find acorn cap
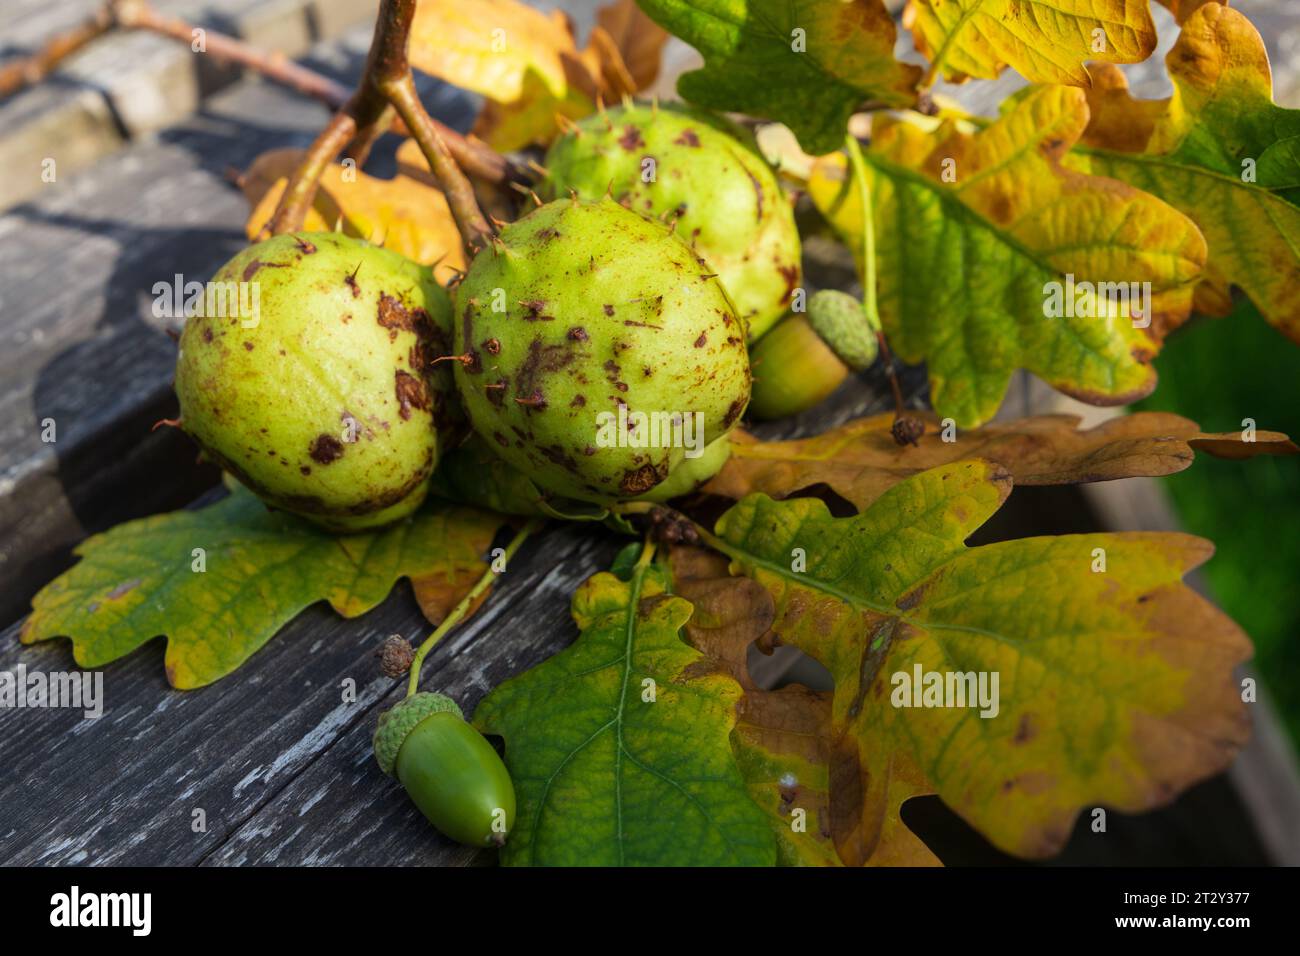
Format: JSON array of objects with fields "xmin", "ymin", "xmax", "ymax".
[
  {"xmin": 373, "ymin": 692, "xmax": 465, "ymax": 776},
  {"xmin": 806, "ymin": 289, "xmax": 879, "ymax": 372}
]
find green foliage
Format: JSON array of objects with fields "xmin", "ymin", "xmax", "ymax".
[
  {"xmin": 21, "ymin": 486, "xmax": 501, "ymax": 688},
  {"xmin": 635, "ymin": 0, "xmax": 919, "ymax": 154},
  {"xmin": 474, "ymin": 558, "xmax": 776, "ymax": 865}
]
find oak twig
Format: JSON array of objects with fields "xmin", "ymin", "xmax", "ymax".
[
  {"xmin": 269, "ymin": 0, "xmax": 496, "ymax": 251},
  {"xmin": 1, "ymin": 0, "xmax": 514, "ymax": 187}
]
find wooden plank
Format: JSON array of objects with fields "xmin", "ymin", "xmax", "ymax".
[
  {"xmin": 0, "ymin": 516, "xmax": 623, "ymax": 865},
  {"xmin": 0, "ymin": 0, "xmax": 379, "ymax": 212}
]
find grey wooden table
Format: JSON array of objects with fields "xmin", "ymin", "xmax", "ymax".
[{"xmin": 0, "ymin": 0, "xmax": 1292, "ymax": 866}]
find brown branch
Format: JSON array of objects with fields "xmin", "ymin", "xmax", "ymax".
[
  {"xmin": 266, "ymin": 106, "xmax": 364, "ymax": 235},
  {"xmin": 345, "ymin": 104, "xmax": 397, "ymax": 168},
  {"xmin": 268, "ymin": 0, "xmax": 493, "ymax": 252},
  {"xmin": 0, "ymin": 3, "xmax": 116, "ymax": 99},
  {"xmin": 371, "ymin": 0, "xmax": 493, "ymax": 251},
  {"xmin": 115, "ymin": 0, "xmax": 352, "ymax": 108},
  {"xmin": 2, "ymin": 0, "xmax": 516, "ymax": 185},
  {"xmin": 386, "ymin": 75, "xmax": 494, "ymax": 253}
]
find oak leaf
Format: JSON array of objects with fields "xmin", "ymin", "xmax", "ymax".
[
  {"xmin": 703, "ymin": 411, "xmax": 1297, "ymax": 510},
  {"xmin": 597, "ymin": 0, "xmax": 671, "ymax": 90},
  {"xmin": 474, "ymin": 557, "xmax": 776, "ymax": 865},
  {"xmin": 1069, "ymin": 4, "xmax": 1300, "ymax": 343},
  {"xmin": 904, "ymin": 0, "xmax": 1157, "ymax": 85},
  {"xmin": 21, "ymin": 487, "xmax": 501, "ymax": 689},
  {"xmin": 809, "ymin": 86, "xmax": 1207, "ymax": 427},
  {"xmin": 636, "ymin": 0, "xmax": 920, "ymax": 154},
  {"xmin": 713, "ymin": 461, "xmax": 1251, "ymax": 862},
  {"xmin": 408, "ymin": 0, "xmax": 667, "ymax": 151},
  {"xmin": 667, "ymin": 546, "xmax": 938, "ymax": 866}
]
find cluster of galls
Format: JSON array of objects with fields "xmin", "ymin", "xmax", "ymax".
[
  {"xmin": 171, "ymin": 101, "xmax": 890, "ymax": 851},
  {"xmin": 173, "ymin": 103, "xmax": 822, "ymax": 524}
]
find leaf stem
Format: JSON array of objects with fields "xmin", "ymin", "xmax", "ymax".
[
  {"xmin": 384, "ymin": 72, "xmax": 496, "ymax": 254},
  {"xmin": 844, "ymin": 132, "xmax": 909, "ymax": 418},
  {"xmin": 844, "ymin": 133, "xmax": 879, "ymax": 331},
  {"xmin": 405, "ymin": 518, "xmax": 542, "ymax": 698}
]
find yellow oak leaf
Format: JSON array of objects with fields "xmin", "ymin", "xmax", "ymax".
[
  {"xmin": 808, "ymin": 86, "xmax": 1206, "ymax": 427},
  {"xmin": 1069, "ymin": 3, "xmax": 1300, "ymax": 342},
  {"xmin": 242, "ymin": 149, "xmax": 465, "ymax": 281},
  {"xmin": 904, "ymin": 0, "xmax": 1158, "ymax": 85},
  {"xmin": 703, "ymin": 412, "xmax": 1297, "ymax": 511},
  {"xmin": 714, "ymin": 461, "xmax": 1251, "ymax": 861}
]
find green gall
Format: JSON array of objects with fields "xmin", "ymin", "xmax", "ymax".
[
  {"xmin": 542, "ymin": 102, "xmax": 801, "ymax": 341},
  {"xmin": 453, "ymin": 197, "xmax": 750, "ymax": 504},
  {"xmin": 174, "ymin": 232, "xmax": 455, "ymax": 532}
]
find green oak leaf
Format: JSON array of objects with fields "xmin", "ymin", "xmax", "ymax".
[
  {"xmin": 810, "ymin": 85, "xmax": 1207, "ymax": 427},
  {"xmin": 21, "ymin": 485, "xmax": 502, "ymax": 688},
  {"xmin": 635, "ymin": 0, "xmax": 920, "ymax": 154},
  {"xmin": 474, "ymin": 558, "xmax": 776, "ymax": 866},
  {"xmin": 1069, "ymin": 3, "xmax": 1300, "ymax": 343},
  {"xmin": 712, "ymin": 460, "xmax": 1251, "ymax": 864}
]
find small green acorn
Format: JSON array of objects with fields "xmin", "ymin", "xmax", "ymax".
[
  {"xmin": 749, "ymin": 290, "xmax": 880, "ymax": 419},
  {"xmin": 374, "ymin": 692, "xmax": 516, "ymax": 848}
]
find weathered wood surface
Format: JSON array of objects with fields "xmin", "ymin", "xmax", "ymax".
[
  {"xmin": 0, "ymin": 24, "xmax": 473, "ymax": 627},
  {"xmin": 0, "ymin": 0, "xmax": 1295, "ymax": 867},
  {"xmin": 0, "ymin": 0, "xmax": 378, "ymax": 211}
]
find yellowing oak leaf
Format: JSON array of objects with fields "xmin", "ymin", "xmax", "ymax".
[
  {"xmin": 713, "ymin": 461, "xmax": 1251, "ymax": 862},
  {"xmin": 637, "ymin": 0, "xmax": 921, "ymax": 155},
  {"xmin": 703, "ymin": 411, "xmax": 1297, "ymax": 510},
  {"xmin": 667, "ymin": 546, "xmax": 939, "ymax": 866},
  {"xmin": 731, "ymin": 686, "xmax": 946, "ymax": 866},
  {"xmin": 408, "ymin": 0, "xmax": 667, "ymax": 151},
  {"xmin": 809, "ymin": 86, "xmax": 1207, "ymax": 428},
  {"xmin": 21, "ymin": 487, "xmax": 502, "ymax": 689},
  {"xmin": 1155, "ymin": 0, "xmax": 1220, "ymax": 24},
  {"xmin": 1069, "ymin": 4, "xmax": 1300, "ymax": 343},
  {"xmin": 242, "ymin": 149, "xmax": 465, "ymax": 281},
  {"xmin": 410, "ymin": 0, "xmax": 574, "ymax": 103},
  {"xmin": 596, "ymin": 0, "xmax": 671, "ymax": 90},
  {"xmin": 904, "ymin": 0, "xmax": 1157, "ymax": 85}
]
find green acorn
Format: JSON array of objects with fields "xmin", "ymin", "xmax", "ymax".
[
  {"xmin": 374, "ymin": 692, "xmax": 516, "ymax": 848},
  {"xmin": 749, "ymin": 289, "xmax": 880, "ymax": 420}
]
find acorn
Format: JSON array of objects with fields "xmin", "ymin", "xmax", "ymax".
[
  {"xmin": 748, "ymin": 289, "xmax": 880, "ymax": 420},
  {"xmin": 374, "ymin": 692, "xmax": 516, "ymax": 847}
]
